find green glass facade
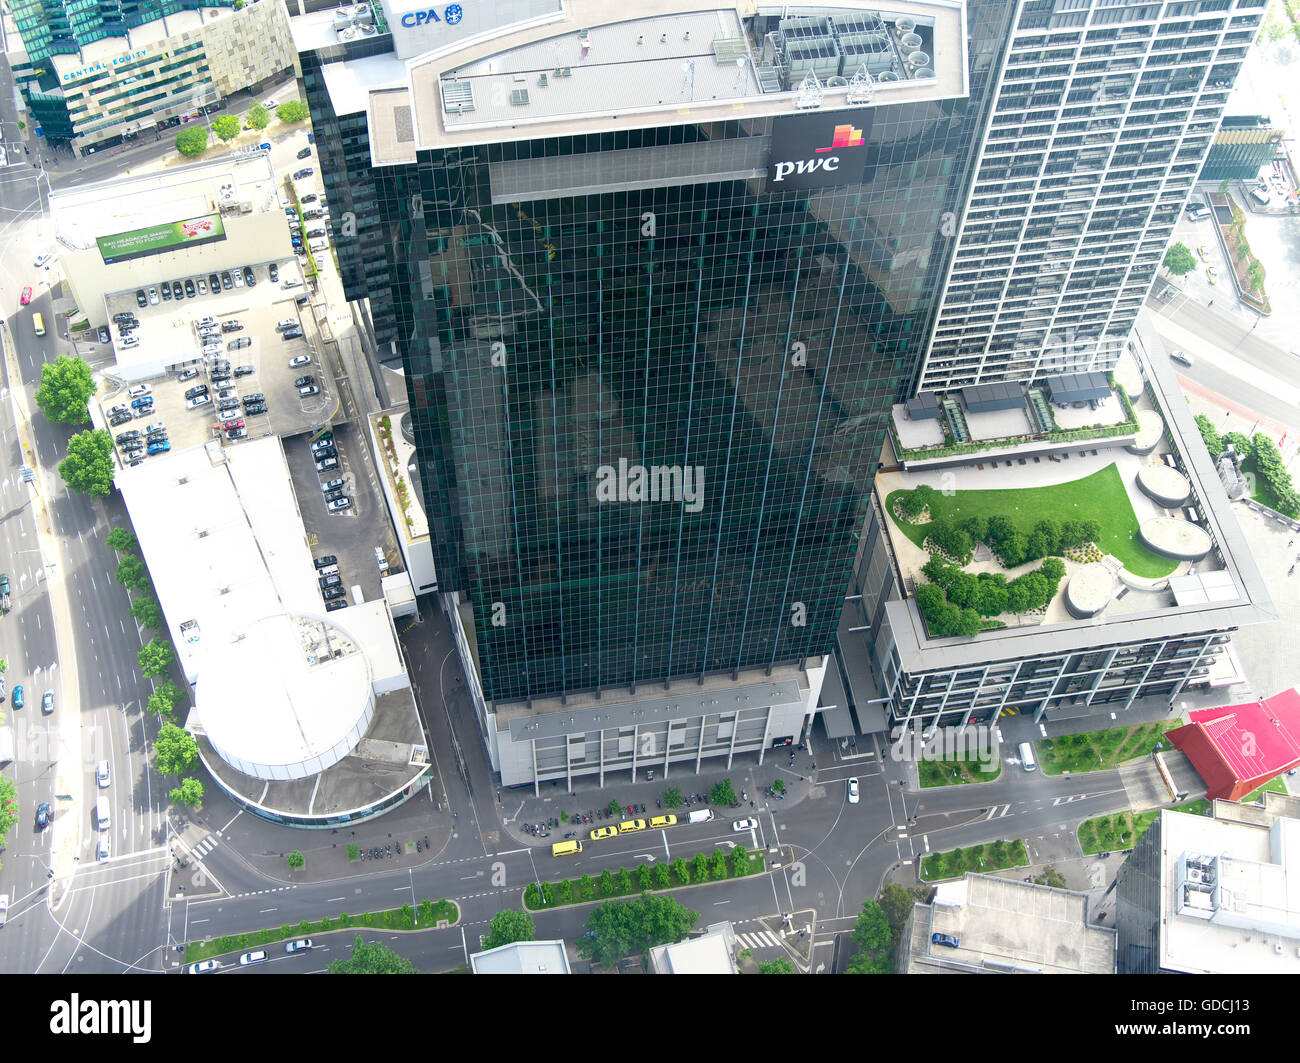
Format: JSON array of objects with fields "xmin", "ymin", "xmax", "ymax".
[
  {"xmin": 306, "ymin": 3, "xmax": 1017, "ymax": 706},
  {"xmin": 11, "ymin": 0, "xmax": 228, "ymax": 62}
]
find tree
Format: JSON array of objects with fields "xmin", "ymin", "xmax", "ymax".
[
  {"xmin": 328, "ymin": 935, "xmax": 417, "ymax": 973},
  {"xmin": 0, "ymin": 775, "xmax": 18, "ymax": 849},
  {"xmin": 653, "ymin": 863, "xmax": 671, "ymax": 889},
  {"xmin": 276, "ymin": 99, "xmax": 309, "ymax": 123},
  {"xmin": 105, "ymin": 527, "xmax": 138, "ymax": 554},
  {"xmin": 710, "ymin": 778, "xmax": 737, "ymax": 806},
  {"xmin": 607, "ymin": 798, "xmax": 623, "ymax": 816},
  {"xmin": 245, "ymin": 102, "xmax": 271, "ymax": 130},
  {"xmin": 579, "ymin": 873, "xmax": 594, "ymax": 900},
  {"xmin": 617, "ymin": 866, "xmax": 634, "ymax": 893},
  {"xmin": 1195, "ymin": 413, "xmax": 1224, "ymax": 459},
  {"xmin": 147, "ymin": 678, "xmax": 183, "ymax": 719},
  {"xmin": 599, "ymin": 868, "xmax": 615, "ymax": 897},
  {"xmin": 418, "ymin": 898, "xmax": 436, "ymax": 925},
  {"xmin": 731, "ymin": 844, "xmax": 750, "ymax": 877},
  {"xmin": 759, "ymin": 957, "xmax": 797, "ymax": 974},
  {"xmin": 877, "ymin": 883, "xmax": 922, "ymax": 934},
  {"xmin": 175, "ymin": 125, "xmax": 209, "ymax": 157},
  {"xmin": 169, "ymin": 777, "xmax": 204, "ymax": 807},
  {"xmin": 129, "ymin": 594, "xmax": 164, "ymax": 631},
  {"xmin": 286, "ymin": 850, "xmax": 305, "ymax": 869},
  {"xmin": 116, "ymin": 555, "xmax": 148, "ymax": 590},
  {"xmin": 1162, "ymin": 242, "xmax": 1196, "ymax": 276},
  {"xmin": 672, "ymin": 856, "xmax": 690, "ymax": 884},
  {"xmin": 846, "ymin": 949, "xmax": 892, "ymax": 974},
  {"xmin": 691, "ymin": 852, "xmax": 709, "ymax": 882},
  {"xmin": 211, "ymin": 115, "xmax": 241, "ymax": 142},
  {"xmin": 138, "ymin": 638, "xmax": 174, "ymax": 678},
  {"xmin": 709, "ymin": 849, "xmax": 728, "ymax": 881},
  {"xmin": 577, "ymin": 895, "xmax": 698, "ymax": 968},
  {"xmin": 556, "ymin": 879, "xmax": 573, "ymax": 904},
  {"xmin": 154, "ymin": 722, "xmax": 198, "ymax": 775},
  {"xmin": 58, "ymin": 429, "xmax": 114, "ymax": 498},
  {"xmin": 483, "ymin": 908, "xmax": 535, "ymax": 950},
  {"xmin": 661, "ymin": 786, "xmax": 682, "ymax": 808},
  {"xmin": 34, "ymin": 355, "xmax": 95, "ymax": 424},
  {"xmin": 851, "ymin": 900, "xmax": 891, "ymax": 954}
]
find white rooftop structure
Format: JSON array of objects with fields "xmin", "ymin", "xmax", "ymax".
[
  {"xmin": 1157, "ymin": 807, "xmax": 1300, "ymax": 974},
  {"xmin": 118, "ymin": 437, "xmax": 409, "ymax": 781},
  {"xmin": 469, "ymin": 940, "xmax": 572, "ymax": 974},
  {"xmin": 649, "ymin": 922, "xmax": 738, "ymax": 973}
]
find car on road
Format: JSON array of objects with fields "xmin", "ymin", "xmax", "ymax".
[
  {"xmin": 97, "ymin": 760, "xmax": 110, "ymax": 788},
  {"xmin": 1170, "ymin": 349, "xmax": 1193, "ymax": 367},
  {"xmin": 36, "ymin": 802, "xmax": 51, "ymax": 829},
  {"xmin": 732, "ymin": 818, "xmax": 758, "ymax": 832},
  {"xmin": 315, "ymin": 456, "xmax": 338, "ymax": 472},
  {"xmin": 931, "ymin": 933, "xmax": 960, "ymax": 948},
  {"xmin": 326, "ymin": 497, "xmax": 351, "ymax": 512},
  {"xmin": 34, "ymin": 251, "xmax": 52, "ymax": 268},
  {"xmin": 0, "ymin": 895, "xmax": 8, "ymax": 928},
  {"xmin": 313, "ymin": 554, "xmax": 338, "ymax": 569},
  {"xmin": 289, "ymin": 354, "xmax": 311, "ymax": 368},
  {"xmin": 320, "ymin": 478, "xmax": 345, "ymax": 492},
  {"xmin": 187, "ymin": 959, "xmax": 220, "ymax": 974},
  {"xmin": 285, "ymin": 938, "xmax": 313, "ymax": 953},
  {"xmin": 295, "ymin": 375, "xmax": 315, "ymax": 388},
  {"xmin": 97, "ymin": 835, "xmax": 111, "ymax": 863},
  {"xmin": 10, "ymin": 685, "xmax": 22, "ymax": 709},
  {"xmin": 19, "ymin": 287, "xmax": 31, "ymax": 305},
  {"xmin": 259, "ymin": 141, "xmax": 272, "ymax": 151},
  {"xmin": 239, "ymin": 950, "xmax": 269, "ymax": 966},
  {"xmin": 848, "ymin": 777, "xmax": 859, "ymax": 804},
  {"xmin": 590, "ymin": 825, "xmax": 618, "ymax": 840},
  {"xmin": 1206, "ymin": 266, "xmax": 1218, "ymax": 285}
]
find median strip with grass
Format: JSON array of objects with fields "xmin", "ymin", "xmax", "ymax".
[
  {"xmin": 184, "ymin": 898, "xmax": 459, "ymax": 962},
  {"xmin": 918, "ymin": 752, "xmax": 1002, "ymax": 788},
  {"xmin": 920, "ymin": 839, "xmax": 1029, "ymax": 882},
  {"xmin": 1036, "ymin": 721, "xmax": 1175, "ymax": 775},
  {"xmin": 524, "ymin": 846, "xmax": 766, "ymax": 910}
]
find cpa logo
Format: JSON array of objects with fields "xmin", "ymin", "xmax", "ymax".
[{"xmin": 445, "ymin": 3, "xmax": 462, "ymax": 23}]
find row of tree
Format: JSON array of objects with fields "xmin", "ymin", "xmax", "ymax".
[
  {"xmin": 31, "ymin": 354, "xmax": 117, "ymax": 499},
  {"xmin": 175, "ymin": 100, "xmax": 310, "ymax": 158},
  {"xmin": 1195, "ymin": 414, "xmax": 1299, "ymax": 517},
  {"xmin": 923, "ymin": 511, "xmax": 1102, "ymax": 569}
]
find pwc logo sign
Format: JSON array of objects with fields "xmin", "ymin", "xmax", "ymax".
[{"xmin": 768, "ymin": 115, "xmax": 871, "ymax": 191}]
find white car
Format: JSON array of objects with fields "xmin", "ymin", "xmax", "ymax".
[
  {"xmin": 284, "ymin": 938, "xmax": 313, "ymax": 953},
  {"xmin": 239, "ymin": 950, "xmax": 268, "ymax": 966},
  {"xmin": 289, "ymin": 355, "xmax": 311, "ymax": 368},
  {"xmin": 1170, "ymin": 349, "xmax": 1193, "ymax": 367},
  {"xmin": 96, "ymin": 760, "xmax": 110, "ymax": 788},
  {"xmin": 848, "ymin": 777, "xmax": 859, "ymax": 804},
  {"xmin": 97, "ymin": 835, "xmax": 111, "ymax": 863},
  {"xmin": 187, "ymin": 959, "xmax": 220, "ymax": 974},
  {"xmin": 326, "ymin": 497, "xmax": 351, "ymax": 512},
  {"xmin": 127, "ymin": 383, "xmax": 151, "ymax": 399},
  {"xmin": 321, "ymin": 477, "xmax": 345, "ymax": 491},
  {"xmin": 186, "ymin": 394, "xmax": 212, "ymax": 410},
  {"xmin": 34, "ymin": 251, "xmax": 52, "ymax": 268},
  {"xmin": 732, "ymin": 818, "xmax": 758, "ymax": 832}
]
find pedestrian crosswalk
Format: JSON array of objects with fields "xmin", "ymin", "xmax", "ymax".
[
  {"xmin": 736, "ymin": 930, "xmax": 783, "ymax": 952},
  {"xmin": 191, "ymin": 834, "xmax": 218, "ymax": 859}
]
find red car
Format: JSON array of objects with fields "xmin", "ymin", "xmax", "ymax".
[
  {"xmin": 222, "ymin": 418, "xmax": 245, "ymax": 431},
  {"xmin": 19, "ymin": 287, "xmax": 31, "ymax": 305}
]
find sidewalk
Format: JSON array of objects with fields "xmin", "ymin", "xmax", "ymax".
[{"xmin": 496, "ymin": 746, "xmax": 822, "ymax": 846}]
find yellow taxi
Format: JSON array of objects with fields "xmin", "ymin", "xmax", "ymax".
[
  {"xmin": 617, "ymin": 818, "xmax": 647, "ymax": 833},
  {"xmin": 649, "ymin": 814, "xmax": 677, "ymax": 828},
  {"xmin": 590, "ymin": 825, "xmax": 619, "ymax": 841}
]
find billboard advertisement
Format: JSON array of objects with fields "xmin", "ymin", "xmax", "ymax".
[
  {"xmin": 767, "ymin": 113, "xmax": 873, "ymax": 191},
  {"xmin": 96, "ymin": 213, "xmax": 226, "ymax": 265}
]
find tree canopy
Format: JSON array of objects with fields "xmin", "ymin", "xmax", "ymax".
[
  {"xmin": 105, "ymin": 526, "xmax": 138, "ymax": 553},
  {"xmin": 245, "ymin": 103, "xmax": 271, "ymax": 131},
  {"xmin": 34, "ymin": 355, "xmax": 95, "ymax": 424},
  {"xmin": 175, "ymin": 125, "xmax": 209, "ymax": 157},
  {"xmin": 154, "ymin": 722, "xmax": 198, "ymax": 775},
  {"xmin": 169, "ymin": 777, "xmax": 204, "ymax": 807},
  {"xmin": 577, "ymin": 894, "xmax": 698, "ymax": 968},
  {"xmin": 275, "ymin": 99, "xmax": 309, "ymax": 123},
  {"xmin": 328, "ymin": 935, "xmax": 417, "ymax": 973},
  {"xmin": 211, "ymin": 115, "xmax": 241, "ymax": 142},
  {"xmin": 482, "ymin": 909, "xmax": 536, "ymax": 951},
  {"xmin": 1162, "ymin": 242, "xmax": 1197, "ymax": 276},
  {"xmin": 147, "ymin": 678, "xmax": 183, "ymax": 719},
  {"xmin": 58, "ymin": 429, "xmax": 115, "ymax": 498},
  {"xmin": 138, "ymin": 637, "xmax": 174, "ymax": 678}
]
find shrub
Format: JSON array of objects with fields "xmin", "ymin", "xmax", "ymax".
[
  {"xmin": 925, "ymin": 518, "xmax": 973, "ymax": 564},
  {"xmin": 1194, "ymin": 414, "xmax": 1224, "ymax": 459},
  {"xmin": 898, "ymin": 483, "xmax": 936, "ymax": 518}
]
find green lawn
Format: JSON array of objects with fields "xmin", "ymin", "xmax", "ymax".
[
  {"xmin": 918, "ymin": 751, "xmax": 1002, "ymax": 788},
  {"xmin": 1240, "ymin": 777, "xmax": 1288, "ymax": 803},
  {"xmin": 1242, "ymin": 454, "xmax": 1288, "ymax": 512},
  {"xmin": 525, "ymin": 847, "xmax": 766, "ymax": 910},
  {"xmin": 1036, "ymin": 721, "xmax": 1176, "ymax": 775},
  {"xmin": 920, "ymin": 839, "xmax": 1028, "ymax": 882},
  {"xmin": 885, "ymin": 464, "xmax": 1177, "ymax": 578}
]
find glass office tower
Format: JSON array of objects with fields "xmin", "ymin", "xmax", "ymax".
[{"xmin": 302, "ymin": 2, "xmax": 1018, "ymax": 709}]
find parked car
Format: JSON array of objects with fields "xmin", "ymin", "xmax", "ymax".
[
  {"xmin": 227, "ymin": 337, "xmax": 252, "ymax": 352},
  {"xmin": 322, "ymin": 585, "xmax": 347, "ymax": 600},
  {"xmin": 19, "ymin": 287, "xmax": 31, "ymax": 305},
  {"xmin": 296, "ymin": 146, "xmax": 312, "ymax": 159},
  {"xmin": 305, "ymin": 229, "xmax": 326, "ymax": 240},
  {"xmin": 208, "ymin": 273, "xmax": 221, "ymax": 293},
  {"xmin": 300, "ymin": 193, "xmax": 318, "ymax": 204},
  {"xmin": 221, "ymin": 271, "xmax": 234, "ymax": 290},
  {"xmin": 187, "ymin": 394, "xmax": 212, "ymax": 410},
  {"xmin": 283, "ymin": 328, "xmax": 304, "ymax": 340},
  {"xmin": 242, "ymin": 392, "xmax": 266, "ymax": 404},
  {"xmin": 148, "ymin": 287, "xmax": 159, "ymax": 305},
  {"xmin": 109, "ymin": 411, "xmax": 133, "ymax": 427},
  {"xmin": 294, "ymin": 375, "xmax": 315, "ymax": 388},
  {"xmin": 11, "ymin": 685, "xmax": 22, "ymax": 709},
  {"xmin": 243, "ymin": 266, "xmax": 256, "ymax": 287},
  {"xmin": 135, "ymin": 289, "xmax": 147, "ymax": 307},
  {"xmin": 221, "ymin": 319, "xmax": 244, "ymax": 332},
  {"xmin": 178, "ymin": 367, "xmax": 199, "ymax": 381},
  {"xmin": 130, "ymin": 396, "xmax": 153, "ymax": 409},
  {"xmin": 147, "ymin": 441, "xmax": 171, "ymax": 455},
  {"xmin": 326, "ymin": 599, "xmax": 348, "ymax": 612},
  {"xmin": 293, "ymin": 167, "xmax": 314, "ymax": 180},
  {"xmin": 315, "ymin": 456, "xmax": 338, "ymax": 472},
  {"xmin": 184, "ymin": 279, "xmax": 195, "ymax": 298},
  {"xmin": 259, "ymin": 141, "xmax": 272, "ymax": 151},
  {"xmin": 289, "ymin": 355, "xmax": 311, "ymax": 368},
  {"xmin": 326, "ymin": 497, "xmax": 351, "ymax": 512},
  {"xmin": 931, "ymin": 933, "xmax": 960, "ymax": 948},
  {"xmin": 319, "ymin": 573, "xmax": 342, "ymax": 588},
  {"xmin": 184, "ymin": 384, "xmax": 209, "ymax": 400},
  {"xmin": 313, "ymin": 446, "xmax": 337, "ymax": 461},
  {"xmin": 221, "ymin": 418, "xmax": 245, "ymax": 431},
  {"xmin": 116, "ymin": 430, "xmax": 141, "ymax": 445},
  {"xmin": 197, "ymin": 278, "xmax": 207, "ymax": 294},
  {"xmin": 848, "ymin": 777, "xmax": 859, "ymax": 804},
  {"xmin": 268, "ymin": 262, "xmax": 279, "ymax": 282},
  {"xmin": 244, "ymin": 402, "xmax": 268, "ymax": 415},
  {"xmin": 226, "ymin": 427, "xmax": 247, "ymax": 439},
  {"xmin": 145, "ymin": 421, "xmax": 166, "ymax": 434},
  {"xmin": 171, "ymin": 282, "xmax": 183, "ymax": 300},
  {"xmin": 323, "ymin": 489, "xmax": 346, "ymax": 504},
  {"xmin": 321, "ymin": 478, "xmax": 345, "ymax": 492},
  {"xmin": 161, "ymin": 283, "xmax": 172, "ymax": 302}
]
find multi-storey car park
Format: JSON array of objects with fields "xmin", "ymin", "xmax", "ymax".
[{"xmin": 289, "ymin": 0, "xmax": 1267, "ymax": 787}]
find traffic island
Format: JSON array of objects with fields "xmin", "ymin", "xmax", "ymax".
[
  {"xmin": 920, "ymin": 839, "xmax": 1029, "ymax": 883},
  {"xmin": 183, "ymin": 897, "xmax": 459, "ymax": 963}
]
